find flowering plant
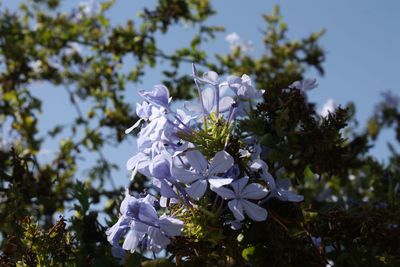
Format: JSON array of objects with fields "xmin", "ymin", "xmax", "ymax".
[{"xmin": 107, "ymin": 65, "xmax": 303, "ymax": 263}]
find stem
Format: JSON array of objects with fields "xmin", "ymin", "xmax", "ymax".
[
  {"xmin": 192, "ymin": 63, "xmax": 208, "ymax": 130},
  {"xmin": 215, "ymin": 84, "xmax": 220, "ymax": 118},
  {"xmin": 212, "ymin": 195, "xmax": 220, "ymax": 212},
  {"xmin": 174, "ymin": 114, "xmax": 193, "ymax": 133}
]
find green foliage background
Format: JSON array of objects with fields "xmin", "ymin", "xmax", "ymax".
[{"xmin": 0, "ymin": 0, "xmax": 399, "ymax": 266}]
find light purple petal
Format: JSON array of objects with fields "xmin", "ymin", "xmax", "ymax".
[
  {"xmin": 131, "ymin": 220, "xmax": 149, "ymax": 233},
  {"xmin": 209, "ymin": 151, "xmax": 234, "ymax": 175},
  {"xmin": 171, "ymin": 167, "xmax": 203, "ymax": 184},
  {"xmin": 261, "ymin": 172, "xmax": 276, "ymax": 189},
  {"xmin": 231, "ymin": 177, "xmax": 249, "ymax": 195},
  {"xmin": 184, "ymin": 101, "xmax": 202, "ymax": 113},
  {"xmin": 241, "ymin": 199, "xmax": 268, "ymax": 221},
  {"xmin": 249, "ymin": 159, "xmax": 269, "ymax": 172},
  {"xmin": 138, "ymin": 202, "xmax": 158, "ymax": 223},
  {"xmin": 159, "ymin": 215, "xmax": 184, "ymax": 237},
  {"xmin": 276, "ymin": 179, "xmax": 291, "ymax": 190},
  {"xmin": 150, "ymin": 153, "xmax": 171, "ymax": 179},
  {"xmin": 215, "ymin": 96, "xmax": 234, "ymax": 113},
  {"xmin": 160, "ymin": 180, "xmax": 177, "ymax": 198},
  {"xmin": 228, "ymin": 199, "xmax": 245, "ymax": 221},
  {"xmin": 211, "ymin": 186, "xmax": 235, "ymax": 199},
  {"xmin": 147, "ymin": 227, "xmax": 170, "ymax": 253},
  {"xmin": 186, "ymin": 150, "xmax": 208, "ymax": 172},
  {"xmin": 125, "ymin": 119, "xmax": 142, "ymax": 134},
  {"xmin": 277, "ymin": 190, "xmax": 304, "ymax": 202},
  {"xmin": 106, "ymin": 216, "xmax": 130, "ymax": 245},
  {"xmin": 201, "ymin": 87, "xmax": 214, "ymax": 113},
  {"xmin": 225, "ymin": 220, "xmax": 243, "ymax": 230},
  {"xmin": 202, "ymin": 71, "xmax": 219, "ymax": 85},
  {"xmin": 208, "ymin": 177, "xmax": 233, "ymax": 188},
  {"xmin": 122, "ymin": 230, "xmax": 141, "ymax": 252},
  {"xmin": 186, "ymin": 179, "xmax": 207, "ymax": 199},
  {"xmin": 139, "ymin": 85, "xmax": 170, "ymax": 109},
  {"xmin": 126, "ymin": 153, "xmax": 148, "ymax": 171},
  {"xmin": 241, "ymin": 183, "xmax": 268, "ymax": 200}
]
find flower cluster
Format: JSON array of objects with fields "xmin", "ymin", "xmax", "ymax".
[{"xmin": 107, "ymin": 64, "xmax": 304, "ymax": 258}]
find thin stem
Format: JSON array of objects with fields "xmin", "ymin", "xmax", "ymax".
[
  {"xmin": 223, "ymin": 104, "xmax": 237, "ymax": 148},
  {"xmin": 192, "ymin": 63, "xmax": 208, "ymax": 130},
  {"xmin": 212, "ymin": 195, "xmax": 220, "ymax": 211},
  {"xmin": 215, "ymin": 84, "xmax": 220, "ymax": 118},
  {"xmin": 173, "ymin": 114, "xmax": 193, "ymax": 133}
]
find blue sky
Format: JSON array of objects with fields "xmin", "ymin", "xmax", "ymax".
[{"xmin": 2, "ymin": 0, "xmax": 400, "ymax": 188}]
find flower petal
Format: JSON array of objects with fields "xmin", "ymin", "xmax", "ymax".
[
  {"xmin": 186, "ymin": 150, "xmax": 208, "ymax": 172},
  {"xmin": 228, "ymin": 199, "xmax": 245, "ymax": 221},
  {"xmin": 147, "ymin": 226, "xmax": 170, "ymax": 253},
  {"xmin": 241, "ymin": 199, "xmax": 268, "ymax": 221},
  {"xmin": 241, "ymin": 183, "xmax": 268, "ymax": 200},
  {"xmin": 138, "ymin": 202, "xmax": 158, "ymax": 224},
  {"xmin": 211, "ymin": 185, "xmax": 235, "ymax": 199},
  {"xmin": 209, "ymin": 177, "xmax": 233, "ymax": 188},
  {"xmin": 231, "ymin": 177, "xmax": 249, "ymax": 195},
  {"xmin": 160, "ymin": 180, "xmax": 177, "ymax": 198},
  {"xmin": 125, "ymin": 119, "xmax": 142, "ymax": 134},
  {"xmin": 277, "ymin": 190, "xmax": 304, "ymax": 202},
  {"xmin": 276, "ymin": 179, "xmax": 291, "ymax": 190},
  {"xmin": 209, "ymin": 151, "xmax": 234, "ymax": 175},
  {"xmin": 201, "ymin": 87, "xmax": 215, "ymax": 114},
  {"xmin": 202, "ymin": 71, "xmax": 219, "ymax": 85},
  {"xmin": 171, "ymin": 167, "xmax": 203, "ymax": 184},
  {"xmin": 122, "ymin": 230, "xmax": 142, "ymax": 253},
  {"xmin": 184, "ymin": 101, "xmax": 202, "ymax": 113},
  {"xmin": 159, "ymin": 214, "xmax": 184, "ymax": 237},
  {"xmin": 186, "ymin": 179, "xmax": 207, "ymax": 199},
  {"xmin": 217, "ymin": 96, "xmax": 234, "ymax": 113}
]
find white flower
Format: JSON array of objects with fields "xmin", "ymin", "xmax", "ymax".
[
  {"xmin": 225, "ymin": 32, "xmax": 240, "ymax": 46},
  {"xmin": 320, "ymin": 98, "xmax": 337, "ymax": 117},
  {"xmin": 79, "ymin": 0, "xmax": 101, "ymax": 17},
  {"xmin": 225, "ymin": 32, "xmax": 254, "ymax": 53}
]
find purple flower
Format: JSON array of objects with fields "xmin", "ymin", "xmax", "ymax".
[
  {"xmin": 289, "ymin": 78, "xmax": 318, "ymax": 92},
  {"xmin": 184, "ymin": 87, "xmax": 233, "ymax": 116},
  {"xmin": 226, "ymin": 74, "xmax": 263, "ymax": 99},
  {"xmin": 172, "ymin": 150, "xmax": 234, "ymax": 199},
  {"xmin": 212, "ymin": 176, "xmax": 268, "ymax": 221},
  {"xmin": 375, "ymin": 90, "xmax": 400, "ymax": 113},
  {"xmin": 220, "ymin": 74, "xmax": 264, "ymax": 117},
  {"xmin": 106, "ymin": 192, "xmax": 183, "ymax": 254},
  {"xmin": 250, "ymin": 159, "xmax": 304, "ymax": 202},
  {"xmin": 126, "ymin": 152, "xmax": 151, "ymax": 179}
]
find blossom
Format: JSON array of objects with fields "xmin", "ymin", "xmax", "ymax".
[
  {"xmin": 250, "ymin": 159, "xmax": 303, "ymax": 202},
  {"xmin": 219, "ymin": 74, "xmax": 264, "ymax": 117},
  {"xmin": 184, "ymin": 87, "xmax": 234, "ymax": 117},
  {"xmin": 225, "ymin": 32, "xmax": 254, "ymax": 53},
  {"xmin": 172, "ymin": 150, "xmax": 234, "ymax": 199},
  {"xmin": 79, "ymin": 0, "xmax": 101, "ymax": 17},
  {"xmin": 106, "ymin": 191, "xmax": 183, "ymax": 253},
  {"xmin": 289, "ymin": 78, "xmax": 318, "ymax": 92},
  {"xmin": 212, "ymin": 176, "xmax": 268, "ymax": 221},
  {"xmin": 375, "ymin": 90, "xmax": 400, "ymax": 113},
  {"xmin": 320, "ymin": 98, "xmax": 337, "ymax": 117}
]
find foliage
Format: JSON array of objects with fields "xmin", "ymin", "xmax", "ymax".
[{"xmin": 0, "ymin": 0, "xmax": 399, "ymax": 266}]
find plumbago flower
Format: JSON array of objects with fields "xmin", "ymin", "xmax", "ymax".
[
  {"xmin": 107, "ymin": 64, "xmax": 305, "ymax": 261},
  {"xmin": 107, "ymin": 191, "xmax": 183, "ymax": 255},
  {"xmin": 172, "ymin": 150, "xmax": 234, "ymax": 199},
  {"xmin": 212, "ymin": 176, "xmax": 268, "ymax": 221}
]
